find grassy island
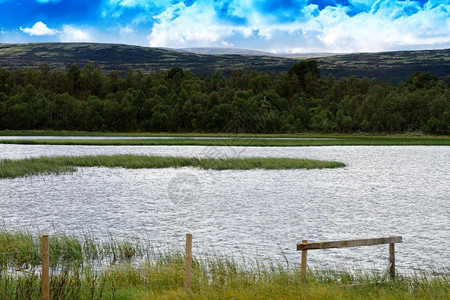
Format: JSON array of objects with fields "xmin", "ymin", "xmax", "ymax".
[{"xmin": 0, "ymin": 155, "xmax": 345, "ymax": 179}]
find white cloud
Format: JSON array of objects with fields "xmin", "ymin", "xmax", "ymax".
[
  {"xmin": 19, "ymin": 21, "xmax": 94, "ymax": 43},
  {"xmin": 117, "ymin": 0, "xmax": 149, "ymax": 8},
  {"xmin": 222, "ymin": 41, "xmax": 234, "ymax": 47},
  {"xmin": 60, "ymin": 25, "xmax": 91, "ymax": 42},
  {"xmin": 149, "ymin": 2, "xmax": 220, "ymax": 47},
  {"xmin": 109, "ymin": 0, "xmax": 168, "ymax": 9},
  {"xmin": 119, "ymin": 25, "xmax": 134, "ymax": 35},
  {"xmin": 20, "ymin": 21, "xmax": 58, "ymax": 36},
  {"xmin": 147, "ymin": 2, "xmax": 257, "ymax": 48},
  {"xmin": 147, "ymin": 0, "xmax": 450, "ymax": 53},
  {"xmin": 35, "ymin": 0, "xmax": 60, "ymax": 3},
  {"xmin": 307, "ymin": 2, "xmax": 450, "ymax": 52}
]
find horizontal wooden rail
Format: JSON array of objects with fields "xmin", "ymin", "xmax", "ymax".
[
  {"xmin": 297, "ymin": 236, "xmax": 402, "ymax": 251},
  {"xmin": 297, "ymin": 236, "xmax": 402, "ymax": 281}
]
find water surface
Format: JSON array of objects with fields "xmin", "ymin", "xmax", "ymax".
[{"xmin": 0, "ymin": 144, "xmax": 448, "ymax": 272}]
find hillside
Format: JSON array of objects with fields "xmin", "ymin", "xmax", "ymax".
[
  {"xmin": 0, "ymin": 43, "xmax": 295, "ymax": 77},
  {"xmin": 0, "ymin": 43, "xmax": 448, "ymax": 81},
  {"xmin": 314, "ymin": 49, "xmax": 450, "ymax": 82}
]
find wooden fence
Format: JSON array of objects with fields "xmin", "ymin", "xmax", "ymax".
[
  {"xmin": 35, "ymin": 234, "xmax": 402, "ymax": 298},
  {"xmin": 297, "ymin": 236, "xmax": 402, "ymax": 281}
]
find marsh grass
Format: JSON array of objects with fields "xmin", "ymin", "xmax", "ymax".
[
  {"xmin": 0, "ymin": 231, "xmax": 448, "ymax": 299},
  {"xmin": 0, "ymin": 132, "xmax": 449, "ymax": 146},
  {"xmin": 0, "ymin": 155, "xmax": 345, "ymax": 179},
  {"xmin": 0, "ymin": 230, "xmax": 147, "ymax": 269}
]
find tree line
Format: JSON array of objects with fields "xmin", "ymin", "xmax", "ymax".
[{"xmin": 0, "ymin": 61, "xmax": 449, "ymax": 134}]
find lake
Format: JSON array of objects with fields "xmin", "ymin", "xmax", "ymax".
[{"xmin": 0, "ymin": 144, "xmax": 448, "ymax": 273}]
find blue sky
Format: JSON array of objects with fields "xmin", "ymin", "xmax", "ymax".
[{"xmin": 0, "ymin": 0, "xmax": 449, "ymax": 53}]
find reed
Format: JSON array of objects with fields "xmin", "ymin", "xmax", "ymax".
[
  {"xmin": 0, "ymin": 155, "xmax": 345, "ymax": 179},
  {"xmin": 0, "ymin": 231, "xmax": 448, "ymax": 299}
]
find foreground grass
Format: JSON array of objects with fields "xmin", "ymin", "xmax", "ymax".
[
  {"xmin": 0, "ymin": 155, "xmax": 345, "ymax": 179},
  {"xmin": 1, "ymin": 230, "xmax": 448, "ymax": 299},
  {"xmin": 0, "ymin": 131, "xmax": 449, "ymax": 146}
]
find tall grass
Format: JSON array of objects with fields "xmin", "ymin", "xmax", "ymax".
[
  {"xmin": 0, "ymin": 230, "xmax": 148, "ymax": 268},
  {"xmin": 0, "ymin": 134, "xmax": 449, "ymax": 146},
  {"xmin": 0, "ymin": 231, "xmax": 448, "ymax": 299},
  {"xmin": 0, "ymin": 155, "xmax": 345, "ymax": 179}
]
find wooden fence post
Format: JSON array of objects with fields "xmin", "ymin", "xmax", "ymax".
[
  {"xmin": 300, "ymin": 239, "xmax": 308, "ymax": 282},
  {"xmin": 389, "ymin": 243, "xmax": 395, "ymax": 278},
  {"xmin": 41, "ymin": 234, "xmax": 50, "ymax": 300},
  {"xmin": 185, "ymin": 233, "xmax": 192, "ymax": 295}
]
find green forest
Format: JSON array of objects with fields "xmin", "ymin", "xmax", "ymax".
[{"xmin": 0, "ymin": 61, "xmax": 449, "ymax": 134}]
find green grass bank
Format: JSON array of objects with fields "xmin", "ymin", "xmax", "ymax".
[
  {"xmin": 1, "ymin": 131, "xmax": 449, "ymax": 146},
  {"xmin": 0, "ymin": 155, "xmax": 345, "ymax": 179},
  {"xmin": 1, "ymin": 230, "xmax": 448, "ymax": 299}
]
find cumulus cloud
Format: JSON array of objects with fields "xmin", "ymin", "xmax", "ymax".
[
  {"xmin": 20, "ymin": 21, "xmax": 58, "ymax": 36},
  {"xmin": 148, "ymin": 1, "xmax": 247, "ymax": 47},
  {"xmin": 146, "ymin": 0, "xmax": 450, "ymax": 52},
  {"xmin": 60, "ymin": 25, "xmax": 91, "ymax": 42},
  {"xmin": 19, "ymin": 21, "xmax": 92, "ymax": 43},
  {"xmin": 119, "ymin": 25, "xmax": 134, "ymax": 35},
  {"xmin": 114, "ymin": 0, "xmax": 152, "ymax": 8},
  {"xmin": 307, "ymin": 1, "xmax": 450, "ymax": 52},
  {"xmin": 222, "ymin": 40, "xmax": 234, "ymax": 47},
  {"xmin": 35, "ymin": 0, "xmax": 60, "ymax": 3},
  {"xmin": 5, "ymin": 0, "xmax": 450, "ymax": 52}
]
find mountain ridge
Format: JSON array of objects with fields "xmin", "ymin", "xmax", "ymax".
[{"xmin": 0, "ymin": 43, "xmax": 448, "ymax": 82}]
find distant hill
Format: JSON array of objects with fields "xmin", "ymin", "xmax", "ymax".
[
  {"xmin": 0, "ymin": 43, "xmax": 296, "ymax": 77},
  {"xmin": 176, "ymin": 47, "xmax": 277, "ymax": 56},
  {"xmin": 0, "ymin": 43, "xmax": 448, "ymax": 82},
  {"xmin": 178, "ymin": 47, "xmax": 340, "ymax": 58}
]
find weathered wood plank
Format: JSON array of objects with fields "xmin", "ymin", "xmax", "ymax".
[
  {"xmin": 184, "ymin": 233, "xmax": 192, "ymax": 295},
  {"xmin": 300, "ymin": 239, "xmax": 308, "ymax": 282},
  {"xmin": 42, "ymin": 234, "xmax": 50, "ymax": 300},
  {"xmin": 297, "ymin": 236, "xmax": 402, "ymax": 250},
  {"xmin": 389, "ymin": 243, "xmax": 396, "ymax": 278}
]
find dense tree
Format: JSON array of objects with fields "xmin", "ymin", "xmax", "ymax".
[
  {"xmin": 288, "ymin": 60, "xmax": 321, "ymax": 95},
  {"xmin": 0, "ymin": 63, "xmax": 448, "ymax": 134}
]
